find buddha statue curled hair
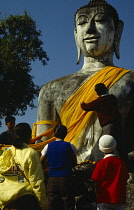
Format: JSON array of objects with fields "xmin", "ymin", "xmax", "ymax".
[{"xmin": 75, "ymin": 0, "xmax": 119, "ymax": 29}]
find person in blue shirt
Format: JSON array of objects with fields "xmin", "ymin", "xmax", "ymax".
[{"xmin": 40, "ymin": 124, "xmax": 77, "ymax": 210}]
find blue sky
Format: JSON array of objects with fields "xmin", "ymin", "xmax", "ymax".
[{"xmin": 1, "ymin": 0, "xmax": 134, "ymax": 132}]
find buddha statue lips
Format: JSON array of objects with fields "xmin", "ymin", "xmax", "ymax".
[{"xmin": 84, "ymin": 36, "xmax": 99, "ymax": 43}]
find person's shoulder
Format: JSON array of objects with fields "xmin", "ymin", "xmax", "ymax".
[
  {"xmin": 70, "ymin": 142, "xmax": 76, "ymax": 147},
  {"xmin": 26, "ymin": 146, "xmax": 41, "ymax": 161},
  {"xmin": 96, "ymin": 158, "xmax": 105, "ymax": 164},
  {"xmin": 62, "ymin": 141, "xmax": 74, "ymax": 147},
  {"xmin": 23, "ymin": 144, "xmax": 39, "ymax": 155},
  {"xmin": 49, "ymin": 140, "xmax": 62, "ymax": 145},
  {"xmin": 93, "ymin": 158, "xmax": 105, "ymax": 169},
  {"xmin": 0, "ymin": 130, "xmax": 8, "ymax": 136},
  {"xmin": 42, "ymin": 143, "xmax": 48, "ymax": 151},
  {"xmin": 41, "ymin": 144, "xmax": 48, "ymax": 156},
  {"xmin": 0, "ymin": 131, "xmax": 8, "ymax": 142},
  {"xmin": 103, "ymin": 155, "xmax": 121, "ymax": 164},
  {"xmin": 69, "ymin": 143, "xmax": 77, "ymax": 154}
]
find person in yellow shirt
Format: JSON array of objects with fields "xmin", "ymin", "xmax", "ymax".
[{"xmin": 0, "ymin": 123, "xmax": 48, "ymax": 210}]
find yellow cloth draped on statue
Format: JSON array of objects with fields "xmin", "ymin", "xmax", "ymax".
[
  {"xmin": 60, "ymin": 66, "xmax": 131, "ymax": 147},
  {"xmin": 0, "ymin": 66, "xmax": 131, "ymax": 153},
  {"xmin": 31, "ymin": 120, "xmax": 59, "ymax": 139},
  {"xmin": 1, "ymin": 121, "xmax": 59, "ymax": 153}
]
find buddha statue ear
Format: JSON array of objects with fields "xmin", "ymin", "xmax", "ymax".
[
  {"xmin": 114, "ymin": 20, "xmax": 124, "ymax": 59},
  {"xmin": 74, "ymin": 28, "xmax": 82, "ymax": 65}
]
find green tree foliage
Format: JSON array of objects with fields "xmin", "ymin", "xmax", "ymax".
[{"xmin": 0, "ymin": 11, "xmax": 49, "ymax": 119}]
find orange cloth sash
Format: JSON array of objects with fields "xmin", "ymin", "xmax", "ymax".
[{"xmin": 60, "ymin": 66, "xmax": 131, "ymax": 147}]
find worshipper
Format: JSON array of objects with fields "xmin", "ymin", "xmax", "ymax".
[
  {"xmin": 80, "ymin": 83, "xmax": 127, "ymax": 161},
  {"xmin": 91, "ymin": 135, "xmax": 129, "ymax": 210},
  {"xmin": 40, "ymin": 124, "xmax": 77, "ymax": 210},
  {"xmin": 81, "ymin": 83, "xmax": 122, "ymax": 134},
  {"xmin": 0, "ymin": 123, "xmax": 47, "ymax": 210}
]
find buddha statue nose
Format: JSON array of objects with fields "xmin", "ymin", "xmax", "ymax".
[{"xmin": 85, "ymin": 20, "xmax": 96, "ymax": 34}]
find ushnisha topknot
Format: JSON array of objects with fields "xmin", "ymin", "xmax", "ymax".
[{"xmin": 74, "ymin": 0, "xmax": 119, "ymax": 29}]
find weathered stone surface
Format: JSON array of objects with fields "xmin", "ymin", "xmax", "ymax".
[{"xmin": 126, "ymin": 184, "xmax": 134, "ymax": 210}]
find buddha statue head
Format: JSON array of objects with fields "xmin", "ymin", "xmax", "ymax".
[{"xmin": 74, "ymin": 0, "xmax": 124, "ymax": 64}]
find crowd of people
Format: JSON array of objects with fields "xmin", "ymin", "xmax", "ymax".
[
  {"xmin": 0, "ymin": 82, "xmax": 129, "ymax": 210},
  {"xmin": 0, "ymin": 120, "xmax": 78, "ymax": 210}
]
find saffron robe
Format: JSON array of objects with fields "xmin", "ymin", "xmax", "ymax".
[{"xmin": 60, "ymin": 66, "xmax": 131, "ymax": 147}]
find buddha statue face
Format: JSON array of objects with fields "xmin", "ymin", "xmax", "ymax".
[
  {"xmin": 75, "ymin": 7, "xmax": 115, "ymax": 57},
  {"xmin": 74, "ymin": 1, "xmax": 124, "ymax": 64}
]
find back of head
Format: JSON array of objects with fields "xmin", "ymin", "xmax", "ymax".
[
  {"xmin": 95, "ymin": 83, "xmax": 107, "ymax": 96},
  {"xmin": 13, "ymin": 123, "xmax": 31, "ymax": 149},
  {"xmin": 5, "ymin": 116, "xmax": 15, "ymax": 124},
  {"xmin": 99, "ymin": 135, "xmax": 116, "ymax": 153},
  {"xmin": 54, "ymin": 124, "xmax": 68, "ymax": 139}
]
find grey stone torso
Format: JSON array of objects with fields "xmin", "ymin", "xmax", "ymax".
[{"xmin": 37, "ymin": 69, "xmax": 134, "ymax": 162}]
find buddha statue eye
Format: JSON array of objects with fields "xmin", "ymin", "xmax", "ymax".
[
  {"xmin": 94, "ymin": 14, "xmax": 109, "ymax": 23},
  {"xmin": 77, "ymin": 16, "xmax": 88, "ymax": 25}
]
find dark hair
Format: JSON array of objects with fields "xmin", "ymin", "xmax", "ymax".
[
  {"xmin": 95, "ymin": 83, "xmax": 107, "ymax": 96},
  {"xmin": 54, "ymin": 124, "xmax": 67, "ymax": 139},
  {"xmin": 75, "ymin": 0, "xmax": 119, "ymax": 30},
  {"xmin": 13, "ymin": 123, "xmax": 31, "ymax": 149},
  {"xmin": 5, "ymin": 116, "xmax": 15, "ymax": 123}
]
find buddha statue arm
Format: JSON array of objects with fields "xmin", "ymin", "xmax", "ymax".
[
  {"xmin": 36, "ymin": 82, "xmax": 61, "ymax": 141},
  {"xmin": 36, "ymin": 72, "xmax": 90, "ymax": 140}
]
